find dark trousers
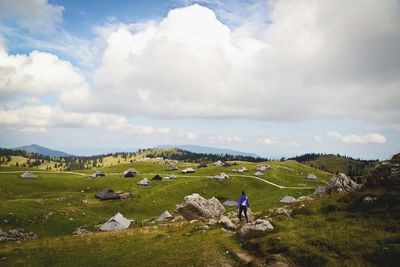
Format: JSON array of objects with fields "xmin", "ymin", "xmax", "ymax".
[{"xmin": 238, "ymin": 205, "xmax": 248, "ymax": 222}]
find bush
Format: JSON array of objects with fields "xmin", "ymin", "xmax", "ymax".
[
  {"xmin": 289, "ymin": 247, "xmax": 332, "ymax": 267},
  {"xmin": 363, "ymin": 244, "xmax": 400, "ymax": 267},
  {"xmin": 292, "ymin": 205, "xmax": 314, "ymax": 216}
]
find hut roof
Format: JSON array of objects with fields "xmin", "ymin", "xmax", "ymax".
[
  {"xmin": 152, "ymin": 174, "xmax": 163, "ymax": 180},
  {"xmin": 95, "ymin": 188, "xmax": 120, "ymax": 200},
  {"xmin": 123, "ymin": 168, "xmax": 138, "ymax": 177},
  {"xmin": 137, "ymin": 178, "xmax": 150, "ymax": 186},
  {"xmin": 307, "ymin": 173, "xmax": 317, "ymax": 180},
  {"xmin": 100, "ymin": 212, "xmax": 131, "ymax": 231},
  {"xmin": 156, "ymin": 210, "xmax": 173, "ymax": 222},
  {"xmin": 20, "ymin": 171, "xmax": 38, "ymax": 178},
  {"xmin": 280, "ymin": 195, "xmax": 296, "ymax": 203}
]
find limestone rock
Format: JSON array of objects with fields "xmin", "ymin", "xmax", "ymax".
[
  {"xmin": 239, "ymin": 219, "xmax": 274, "ymax": 236},
  {"xmin": 366, "ymin": 162, "xmax": 400, "ymax": 186},
  {"xmin": 72, "ymin": 226, "xmax": 91, "ymax": 236},
  {"xmin": 208, "ymin": 219, "xmax": 218, "ymax": 226},
  {"xmin": 326, "ymin": 173, "xmax": 359, "ymax": 193},
  {"xmin": 0, "ymin": 228, "xmax": 38, "ymax": 242},
  {"xmin": 218, "ymin": 215, "xmax": 237, "ymax": 230},
  {"xmin": 314, "ymin": 173, "xmax": 360, "ymax": 195},
  {"xmin": 176, "ymin": 193, "xmax": 225, "ymax": 220},
  {"xmin": 363, "ymin": 196, "xmax": 377, "ymax": 204},
  {"xmin": 313, "ymin": 186, "xmax": 327, "ymax": 196},
  {"xmin": 269, "ymin": 207, "xmax": 292, "ymax": 217},
  {"xmin": 295, "ymin": 196, "xmax": 314, "ymax": 202}
]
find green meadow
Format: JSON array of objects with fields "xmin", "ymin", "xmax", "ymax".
[{"xmin": 0, "ymin": 158, "xmax": 338, "ymax": 266}]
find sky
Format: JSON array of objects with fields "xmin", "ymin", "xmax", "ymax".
[{"xmin": 0, "ymin": 0, "xmax": 399, "ymax": 159}]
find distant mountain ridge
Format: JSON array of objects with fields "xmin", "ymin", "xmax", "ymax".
[
  {"xmin": 155, "ymin": 144, "xmax": 259, "ymax": 158},
  {"xmin": 14, "ymin": 144, "xmax": 73, "ymax": 157}
]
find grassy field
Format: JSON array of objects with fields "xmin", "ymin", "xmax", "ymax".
[
  {"xmin": 0, "ymin": 158, "xmax": 334, "ymax": 266},
  {"xmin": 0, "ymin": 222, "xmax": 250, "ymax": 266},
  {"xmin": 241, "ymin": 185, "xmax": 400, "ymax": 267},
  {"xmin": 302, "ymin": 154, "xmax": 375, "ymax": 177}
]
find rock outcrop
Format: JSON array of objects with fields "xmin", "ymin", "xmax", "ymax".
[
  {"xmin": 326, "ymin": 173, "xmax": 359, "ymax": 193},
  {"xmin": 238, "ymin": 219, "xmax": 274, "ymax": 236},
  {"xmin": 176, "ymin": 194, "xmax": 225, "ymax": 220},
  {"xmin": 218, "ymin": 215, "xmax": 237, "ymax": 230},
  {"xmin": 366, "ymin": 162, "xmax": 400, "ymax": 186},
  {"xmin": 314, "ymin": 173, "xmax": 359, "ymax": 195},
  {"xmin": 72, "ymin": 226, "xmax": 91, "ymax": 236},
  {"xmin": 0, "ymin": 228, "xmax": 38, "ymax": 242}
]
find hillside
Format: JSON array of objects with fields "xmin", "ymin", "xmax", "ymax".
[
  {"xmin": 0, "ymin": 153, "xmax": 332, "ymax": 266},
  {"xmin": 290, "ymin": 153, "xmax": 377, "ymax": 177},
  {"xmin": 0, "ymin": 151, "xmax": 398, "ymax": 266},
  {"xmin": 240, "ymin": 159, "xmax": 400, "ymax": 266},
  {"xmin": 14, "ymin": 144, "xmax": 72, "ymax": 157},
  {"xmin": 156, "ymin": 145, "xmax": 259, "ymax": 157}
]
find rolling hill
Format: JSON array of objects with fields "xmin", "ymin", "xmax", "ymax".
[
  {"xmin": 156, "ymin": 144, "xmax": 260, "ymax": 158},
  {"xmin": 290, "ymin": 153, "xmax": 378, "ymax": 177}
]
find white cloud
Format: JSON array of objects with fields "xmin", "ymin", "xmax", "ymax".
[
  {"xmin": 208, "ymin": 135, "xmax": 242, "ymax": 143},
  {"xmin": 258, "ymin": 137, "xmax": 280, "ymax": 145},
  {"xmin": 1, "ymin": 1, "xmax": 399, "ymax": 141},
  {"xmin": 327, "ymin": 131, "xmax": 387, "ymax": 144},
  {"xmin": 314, "ymin": 135, "xmax": 323, "ymax": 142},
  {"xmin": 0, "ymin": 105, "xmax": 168, "ymax": 136},
  {"xmin": 258, "ymin": 137, "xmax": 300, "ymax": 146},
  {"xmin": 0, "ymin": 42, "xmax": 90, "ymax": 108},
  {"xmin": 184, "ymin": 131, "xmax": 198, "ymax": 141},
  {"xmin": 70, "ymin": 2, "xmax": 400, "ymax": 125},
  {"xmin": 0, "ymin": 0, "xmax": 64, "ymax": 33},
  {"xmin": 20, "ymin": 127, "xmax": 47, "ymax": 133}
]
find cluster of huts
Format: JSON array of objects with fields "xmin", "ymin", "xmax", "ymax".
[{"xmin": 99, "ymin": 209, "xmax": 174, "ymax": 231}]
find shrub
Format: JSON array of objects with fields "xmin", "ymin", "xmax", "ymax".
[{"xmin": 289, "ymin": 246, "xmax": 332, "ymax": 267}]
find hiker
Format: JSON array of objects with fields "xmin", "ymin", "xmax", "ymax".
[{"xmin": 238, "ymin": 191, "xmax": 250, "ymax": 222}]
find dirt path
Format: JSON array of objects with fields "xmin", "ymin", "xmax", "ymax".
[{"xmin": 0, "ymin": 170, "xmax": 315, "ymax": 190}]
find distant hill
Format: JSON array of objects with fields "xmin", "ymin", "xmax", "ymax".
[
  {"xmin": 14, "ymin": 144, "xmax": 73, "ymax": 157},
  {"xmin": 156, "ymin": 145, "xmax": 259, "ymax": 158},
  {"xmin": 289, "ymin": 153, "xmax": 378, "ymax": 177}
]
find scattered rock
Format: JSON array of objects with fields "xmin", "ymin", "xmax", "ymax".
[
  {"xmin": 238, "ymin": 219, "xmax": 274, "ymax": 236},
  {"xmin": 267, "ymin": 262, "xmax": 289, "ymax": 267},
  {"xmin": 279, "ymin": 196, "xmax": 296, "ymax": 204},
  {"xmin": 314, "ymin": 173, "xmax": 360, "ymax": 195},
  {"xmin": 235, "ymin": 252, "xmax": 254, "ymax": 264},
  {"xmin": 363, "ymin": 196, "xmax": 377, "ymax": 204},
  {"xmin": 171, "ymin": 215, "xmax": 184, "ymax": 222},
  {"xmin": 0, "ymin": 228, "xmax": 38, "ymax": 243},
  {"xmin": 270, "ymin": 207, "xmax": 292, "ymax": 217},
  {"xmin": 176, "ymin": 193, "xmax": 225, "ymax": 220},
  {"xmin": 218, "ymin": 215, "xmax": 237, "ymax": 230},
  {"xmin": 313, "ymin": 186, "xmax": 327, "ymax": 196},
  {"xmin": 227, "ymin": 209, "xmax": 255, "ymax": 222},
  {"xmin": 72, "ymin": 226, "xmax": 91, "ymax": 236},
  {"xmin": 326, "ymin": 173, "xmax": 359, "ymax": 193},
  {"xmin": 198, "ymin": 225, "xmax": 209, "ymax": 230},
  {"xmin": 220, "ymin": 228, "xmax": 236, "ymax": 235},
  {"xmin": 211, "ymin": 173, "xmax": 230, "ymax": 180},
  {"xmin": 366, "ymin": 162, "xmax": 400, "ymax": 186},
  {"xmin": 208, "ymin": 219, "xmax": 218, "ymax": 226},
  {"xmin": 295, "ymin": 196, "xmax": 314, "ymax": 202}
]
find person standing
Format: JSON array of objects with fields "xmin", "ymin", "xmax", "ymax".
[{"xmin": 238, "ymin": 191, "xmax": 250, "ymax": 222}]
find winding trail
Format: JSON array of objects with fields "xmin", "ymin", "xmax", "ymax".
[{"xmin": 0, "ymin": 170, "xmax": 316, "ymax": 190}]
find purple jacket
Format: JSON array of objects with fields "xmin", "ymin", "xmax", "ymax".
[{"xmin": 238, "ymin": 195, "xmax": 249, "ymax": 208}]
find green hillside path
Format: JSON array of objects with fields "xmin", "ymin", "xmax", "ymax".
[{"xmin": 0, "ymin": 170, "xmax": 316, "ymax": 189}]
